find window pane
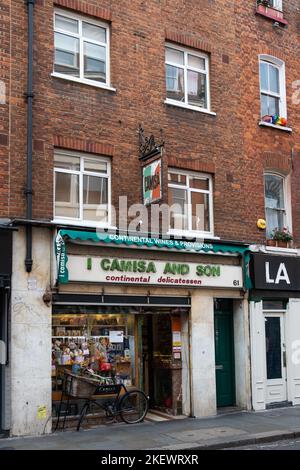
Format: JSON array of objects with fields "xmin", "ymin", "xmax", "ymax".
[
  {"xmin": 188, "ymin": 54, "xmax": 205, "ymax": 70},
  {"xmin": 265, "ymin": 317, "xmax": 282, "ymax": 380},
  {"xmin": 187, "ymin": 70, "xmax": 207, "ymax": 108},
  {"xmin": 263, "ymin": 300, "xmax": 287, "ymax": 310},
  {"xmin": 82, "ymin": 22, "xmax": 106, "ymax": 42},
  {"xmin": 84, "ymin": 42, "xmax": 106, "ymax": 82},
  {"xmin": 84, "ymin": 158, "xmax": 108, "ymax": 174},
  {"xmin": 55, "ymin": 172, "xmax": 79, "ymax": 218},
  {"xmin": 189, "ymin": 177, "xmax": 209, "ymax": 191},
  {"xmin": 54, "ymin": 154, "xmax": 80, "ymax": 171},
  {"xmin": 265, "ymin": 174, "xmax": 285, "ymax": 236},
  {"xmin": 191, "ymin": 191, "xmax": 210, "ymax": 232},
  {"xmin": 269, "ymin": 65, "xmax": 279, "ymax": 94},
  {"xmin": 265, "ymin": 208, "xmax": 284, "ymax": 236},
  {"xmin": 54, "ymin": 32, "xmax": 79, "ymax": 76},
  {"xmin": 168, "ymin": 172, "xmax": 187, "ymax": 186},
  {"xmin": 265, "ymin": 174, "xmax": 284, "ymax": 209},
  {"xmin": 55, "ymin": 14, "xmax": 78, "ymax": 34},
  {"xmin": 260, "ymin": 62, "xmax": 268, "ymax": 91},
  {"xmin": 260, "ymin": 94, "xmax": 269, "ymax": 117},
  {"xmin": 168, "ymin": 187, "xmax": 188, "ymax": 230},
  {"xmin": 83, "ymin": 175, "xmax": 108, "ymax": 221},
  {"xmin": 261, "ymin": 94, "xmax": 279, "ymax": 117},
  {"xmin": 166, "ymin": 65, "xmax": 184, "ymax": 102},
  {"xmin": 165, "ymin": 47, "xmax": 184, "ymax": 65},
  {"xmin": 268, "ymin": 95, "xmax": 280, "ymax": 116}
]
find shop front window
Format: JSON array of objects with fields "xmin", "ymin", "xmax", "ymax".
[{"xmin": 52, "ymin": 310, "xmax": 136, "ymax": 388}]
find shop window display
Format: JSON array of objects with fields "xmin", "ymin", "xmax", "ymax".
[{"xmin": 52, "ymin": 312, "xmax": 135, "ymax": 389}]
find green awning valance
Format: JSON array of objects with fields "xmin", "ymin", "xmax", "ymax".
[{"xmin": 56, "ymin": 229, "xmax": 248, "ymax": 254}]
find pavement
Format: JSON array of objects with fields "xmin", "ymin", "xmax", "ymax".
[
  {"xmin": 227, "ymin": 438, "xmax": 300, "ymax": 450},
  {"xmin": 1, "ymin": 406, "xmax": 300, "ymax": 450}
]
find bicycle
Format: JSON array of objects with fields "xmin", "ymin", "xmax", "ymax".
[
  {"xmin": 76, "ymin": 380, "xmax": 149, "ymax": 430},
  {"xmin": 54, "ymin": 368, "xmax": 148, "ymax": 431}
]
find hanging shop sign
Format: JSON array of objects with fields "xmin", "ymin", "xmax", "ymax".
[
  {"xmin": 142, "ymin": 158, "xmax": 162, "ymax": 205},
  {"xmin": 251, "ymin": 253, "xmax": 300, "ymax": 291},
  {"xmin": 61, "ymin": 255, "xmax": 243, "ymax": 288}
]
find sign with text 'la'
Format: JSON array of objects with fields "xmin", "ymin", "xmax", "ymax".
[
  {"xmin": 66, "ymin": 255, "xmax": 243, "ymax": 288},
  {"xmin": 142, "ymin": 158, "xmax": 162, "ymax": 205},
  {"xmin": 251, "ymin": 253, "xmax": 300, "ymax": 291}
]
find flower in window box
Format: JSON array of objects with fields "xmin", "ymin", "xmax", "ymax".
[
  {"xmin": 257, "ymin": 0, "xmax": 271, "ymax": 6},
  {"xmin": 270, "ymin": 227, "xmax": 293, "ymax": 247}
]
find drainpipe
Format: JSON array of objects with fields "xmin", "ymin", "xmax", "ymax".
[{"xmin": 25, "ymin": 0, "xmax": 35, "ymax": 272}]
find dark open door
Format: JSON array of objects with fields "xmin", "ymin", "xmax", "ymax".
[{"xmin": 214, "ymin": 301, "xmax": 235, "ymax": 407}]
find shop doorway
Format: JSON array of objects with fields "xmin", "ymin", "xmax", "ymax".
[
  {"xmin": 264, "ymin": 309, "xmax": 287, "ymax": 404},
  {"xmin": 214, "ymin": 300, "xmax": 236, "ymax": 407},
  {"xmin": 141, "ymin": 310, "xmax": 184, "ymax": 416}
]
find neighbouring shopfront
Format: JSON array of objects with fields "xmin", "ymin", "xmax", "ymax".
[
  {"xmin": 52, "ymin": 230, "xmax": 251, "ymax": 421},
  {"xmin": 250, "ymin": 252, "xmax": 300, "ymax": 410}
]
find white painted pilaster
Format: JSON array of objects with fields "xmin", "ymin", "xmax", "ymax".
[
  {"xmin": 190, "ymin": 293, "xmax": 216, "ymax": 417},
  {"xmin": 10, "ymin": 227, "xmax": 52, "ymax": 436}
]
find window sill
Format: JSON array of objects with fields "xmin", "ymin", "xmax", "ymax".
[
  {"xmin": 52, "ymin": 219, "xmax": 117, "ymax": 230},
  {"xmin": 255, "ymin": 5, "xmax": 288, "ymax": 26},
  {"xmin": 164, "ymin": 100, "xmax": 216, "ymax": 116},
  {"xmin": 51, "ymin": 73, "xmax": 117, "ymax": 92},
  {"xmin": 259, "ymin": 121, "xmax": 292, "ymax": 132},
  {"xmin": 264, "ymin": 246, "xmax": 298, "ymax": 255}
]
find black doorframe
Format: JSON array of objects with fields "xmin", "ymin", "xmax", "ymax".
[{"xmin": 0, "ymin": 228, "xmax": 13, "ymax": 434}]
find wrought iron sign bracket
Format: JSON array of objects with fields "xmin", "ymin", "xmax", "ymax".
[{"xmin": 138, "ymin": 124, "xmax": 164, "ymax": 162}]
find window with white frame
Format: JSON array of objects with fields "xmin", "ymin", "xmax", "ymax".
[
  {"xmin": 270, "ymin": 0, "xmax": 282, "ymax": 11},
  {"xmin": 168, "ymin": 169, "xmax": 213, "ymax": 235},
  {"xmin": 54, "ymin": 10, "xmax": 110, "ymax": 85},
  {"xmin": 264, "ymin": 173, "xmax": 290, "ymax": 237},
  {"xmin": 165, "ymin": 44, "xmax": 210, "ymax": 110},
  {"xmin": 259, "ymin": 56, "xmax": 286, "ymax": 119},
  {"xmin": 54, "ymin": 150, "xmax": 111, "ymax": 225}
]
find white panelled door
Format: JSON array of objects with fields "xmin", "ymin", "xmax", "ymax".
[{"xmin": 264, "ymin": 313, "xmax": 287, "ymax": 404}]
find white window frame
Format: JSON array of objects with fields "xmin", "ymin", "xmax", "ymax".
[
  {"xmin": 270, "ymin": 0, "xmax": 282, "ymax": 12},
  {"xmin": 53, "ymin": 149, "xmax": 112, "ymax": 228},
  {"xmin": 259, "ymin": 55, "xmax": 287, "ymax": 120},
  {"xmin": 165, "ymin": 43, "xmax": 213, "ymax": 114},
  {"xmin": 264, "ymin": 172, "xmax": 292, "ymax": 236},
  {"xmin": 168, "ymin": 168, "xmax": 214, "ymax": 238},
  {"xmin": 52, "ymin": 9, "xmax": 115, "ymax": 91}
]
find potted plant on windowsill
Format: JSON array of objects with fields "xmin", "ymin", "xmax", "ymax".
[
  {"xmin": 257, "ymin": 0, "xmax": 271, "ymax": 6},
  {"xmin": 256, "ymin": 1, "xmax": 287, "ymax": 25},
  {"xmin": 269, "ymin": 227, "xmax": 293, "ymax": 248}
]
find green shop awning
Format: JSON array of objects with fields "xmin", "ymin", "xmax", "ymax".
[{"xmin": 55, "ymin": 229, "xmax": 251, "ymax": 287}]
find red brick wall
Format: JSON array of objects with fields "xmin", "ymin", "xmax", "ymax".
[
  {"xmin": 0, "ymin": 1, "xmax": 11, "ymax": 218},
  {"xmin": 2, "ymin": 0, "xmax": 300, "ymax": 245}
]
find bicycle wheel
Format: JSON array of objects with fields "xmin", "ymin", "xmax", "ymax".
[
  {"xmin": 119, "ymin": 390, "xmax": 149, "ymax": 424},
  {"xmin": 77, "ymin": 399, "xmax": 105, "ymax": 430}
]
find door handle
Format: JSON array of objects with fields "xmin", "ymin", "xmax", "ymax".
[
  {"xmin": 283, "ymin": 351, "xmax": 287, "ymax": 368},
  {"xmin": 215, "ymin": 365, "xmax": 223, "ymax": 370}
]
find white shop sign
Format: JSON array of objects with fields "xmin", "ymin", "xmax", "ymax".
[{"xmin": 66, "ymin": 255, "xmax": 243, "ymax": 289}]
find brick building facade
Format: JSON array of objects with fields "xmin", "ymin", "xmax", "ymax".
[{"xmin": 0, "ymin": 1, "xmax": 299, "ymax": 436}]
